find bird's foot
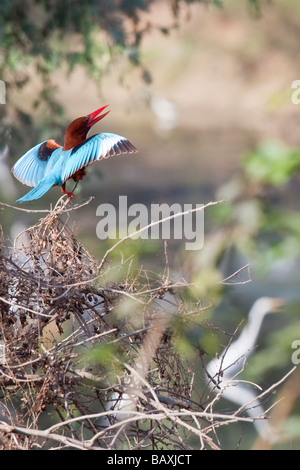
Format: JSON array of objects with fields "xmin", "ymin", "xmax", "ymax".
[
  {"xmin": 61, "ymin": 189, "xmax": 74, "ymax": 199},
  {"xmin": 61, "ymin": 182, "xmax": 75, "ymax": 200}
]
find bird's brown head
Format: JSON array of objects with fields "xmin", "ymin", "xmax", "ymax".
[{"xmin": 63, "ymin": 105, "xmax": 110, "ymax": 150}]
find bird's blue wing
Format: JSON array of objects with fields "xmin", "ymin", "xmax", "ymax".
[
  {"xmin": 12, "ymin": 141, "xmax": 48, "ymax": 187},
  {"xmin": 12, "ymin": 140, "xmax": 62, "ymax": 187},
  {"xmin": 61, "ymin": 132, "xmax": 137, "ymax": 183}
]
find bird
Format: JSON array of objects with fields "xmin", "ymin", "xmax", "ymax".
[
  {"xmin": 206, "ymin": 297, "xmax": 284, "ymax": 442},
  {"xmin": 11, "ymin": 105, "xmax": 137, "ymax": 202}
]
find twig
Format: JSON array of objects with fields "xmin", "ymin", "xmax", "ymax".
[
  {"xmin": 233, "ymin": 367, "xmax": 297, "ymax": 418},
  {"xmin": 98, "ymin": 200, "xmax": 224, "ymax": 271},
  {"xmin": 0, "ymin": 197, "xmax": 94, "ymax": 214},
  {"xmin": 220, "ymin": 263, "xmax": 251, "ymax": 286}
]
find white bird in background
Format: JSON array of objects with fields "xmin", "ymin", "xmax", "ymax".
[
  {"xmin": 150, "ymin": 94, "xmax": 178, "ymax": 134},
  {"xmin": 0, "ymin": 144, "xmax": 16, "ymax": 198},
  {"xmin": 206, "ymin": 297, "xmax": 284, "ymax": 442}
]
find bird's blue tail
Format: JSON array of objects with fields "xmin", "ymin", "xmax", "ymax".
[{"xmin": 16, "ymin": 175, "xmax": 57, "ymax": 202}]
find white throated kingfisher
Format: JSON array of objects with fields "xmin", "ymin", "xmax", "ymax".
[{"xmin": 12, "ymin": 106, "xmax": 137, "ymax": 202}]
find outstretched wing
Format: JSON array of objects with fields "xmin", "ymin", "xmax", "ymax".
[
  {"xmin": 12, "ymin": 140, "xmax": 62, "ymax": 187},
  {"xmin": 61, "ymin": 132, "xmax": 137, "ymax": 183}
]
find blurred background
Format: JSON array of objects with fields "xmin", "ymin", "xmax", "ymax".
[{"xmin": 1, "ymin": 0, "xmax": 300, "ymax": 450}]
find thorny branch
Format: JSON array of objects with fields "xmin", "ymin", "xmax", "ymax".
[{"xmin": 0, "ymin": 199, "xmax": 290, "ymax": 450}]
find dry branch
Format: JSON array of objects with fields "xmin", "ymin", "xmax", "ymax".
[{"xmin": 0, "ymin": 199, "xmax": 289, "ymax": 450}]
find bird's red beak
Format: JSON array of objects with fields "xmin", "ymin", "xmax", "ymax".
[{"xmin": 87, "ymin": 105, "xmax": 110, "ymax": 127}]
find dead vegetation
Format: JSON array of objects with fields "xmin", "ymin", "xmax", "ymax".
[{"xmin": 0, "ymin": 198, "xmax": 290, "ymax": 450}]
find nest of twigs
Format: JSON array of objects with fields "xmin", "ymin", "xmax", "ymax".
[
  {"xmin": 0, "ymin": 201, "xmax": 211, "ymax": 450},
  {"xmin": 0, "ymin": 199, "xmax": 284, "ymax": 451}
]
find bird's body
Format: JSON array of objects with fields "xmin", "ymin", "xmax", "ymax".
[
  {"xmin": 206, "ymin": 297, "xmax": 283, "ymax": 442},
  {"xmin": 12, "ymin": 106, "xmax": 137, "ymax": 202},
  {"xmin": 208, "ymin": 298, "xmax": 275, "ymax": 381}
]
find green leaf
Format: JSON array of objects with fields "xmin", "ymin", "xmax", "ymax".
[{"xmin": 243, "ymin": 141, "xmax": 300, "ymax": 186}]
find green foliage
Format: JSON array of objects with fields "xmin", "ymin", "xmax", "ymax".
[
  {"xmin": 241, "ymin": 141, "xmax": 300, "ymax": 272},
  {"xmin": 243, "ymin": 140, "xmax": 300, "ymax": 186},
  {"xmin": 0, "ymin": 1, "xmax": 263, "ymax": 97},
  {"xmin": 201, "ymin": 140, "xmax": 300, "ymax": 276},
  {"xmin": 247, "ymin": 314, "xmax": 300, "ymax": 378},
  {"xmin": 84, "ymin": 342, "xmax": 124, "ymax": 379}
]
